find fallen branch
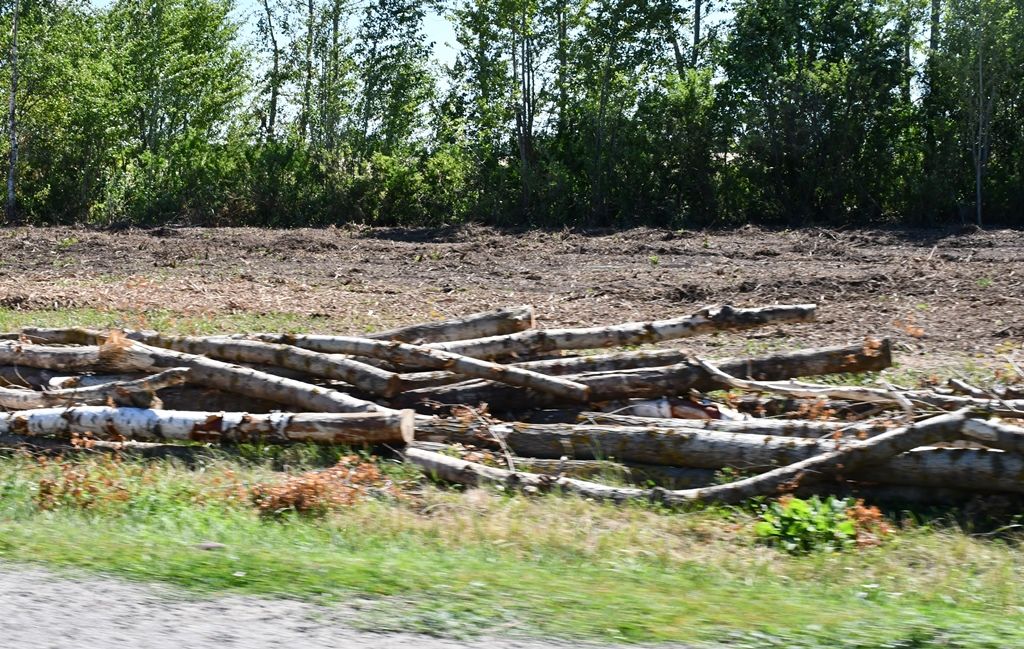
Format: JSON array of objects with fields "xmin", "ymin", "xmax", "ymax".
[{"xmin": 0, "ymin": 368, "xmax": 189, "ymax": 410}]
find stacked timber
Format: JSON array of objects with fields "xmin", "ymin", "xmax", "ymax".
[{"xmin": 0, "ymin": 302, "xmax": 1021, "ymax": 506}]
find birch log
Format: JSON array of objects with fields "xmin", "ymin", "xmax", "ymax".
[
  {"xmin": 396, "ymin": 340, "xmax": 892, "ymax": 410},
  {"xmin": 576, "ymin": 412, "xmax": 884, "ymax": 438},
  {"xmin": 241, "ymin": 335, "xmax": 591, "ymax": 401},
  {"xmin": 366, "ymin": 306, "xmax": 535, "ymax": 343},
  {"xmin": 100, "ymin": 340, "xmax": 392, "ymax": 414},
  {"xmin": 396, "ymin": 348, "xmax": 697, "ymax": 391},
  {"xmin": 0, "ymin": 341, "xmax": 102, "ymax": 370},
  {"xmin": 21, "ymin": 327, "xmax": 401, "ymax": 398},
  {"xmin": 408, "ymin": 411, "xmax": 974, "ymax": 505},
  {"xmin": 413, "ymin": 446, "xmax": 1024, "ymax": 495},
  {"xmin": 252, "ymin": 305, "xmax": 817, "ymax": 362},
  {"xmin": 0, "ymin": 406, "xmax": 415, "ymax": 444}
]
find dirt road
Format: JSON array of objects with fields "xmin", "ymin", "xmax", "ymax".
[
  {"xmin": 0, "ymin": 565, "xmax": 649, "ymax": 649},
  {"xmin": 0, "ymin": 224, "xmax": 1021, "ymax": 368}
]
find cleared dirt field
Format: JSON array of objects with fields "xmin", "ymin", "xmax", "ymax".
[{"xmin": 1, "ymin": 224, "xmax": 1021, "ymax": 370}]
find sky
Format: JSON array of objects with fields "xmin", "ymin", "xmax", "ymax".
[{"xmin": 234, "ymin": 0, "xmax": 459, "ymax": 68}]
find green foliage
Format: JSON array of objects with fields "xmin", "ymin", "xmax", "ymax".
[
  {"xmin": 1, "ymin": 0, "xmax": 1023, "ymax": 226},
  {"xmin": 754, "ymin": 496, "xmax": 858, "ymax": 554}
]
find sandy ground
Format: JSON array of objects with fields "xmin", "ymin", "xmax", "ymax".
[{"xmin": 0, "ymin": 565, "xmax": 658, "ymax": 649}]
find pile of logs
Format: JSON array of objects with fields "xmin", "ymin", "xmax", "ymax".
[{"xmin": 1, "ymin": 303, "xmax": 1022, "ymax": 506}]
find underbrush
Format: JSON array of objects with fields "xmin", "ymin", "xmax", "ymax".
[{"xmin": 0, "ymin": 448, "xmax": 1022, "ymax": 647}]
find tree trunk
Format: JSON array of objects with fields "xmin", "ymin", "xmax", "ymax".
[
  {"xmin": 1, "ymin": 406, "xmax": 414, "ymax": 445},
  {"xmin": 101, "ymin": 340, "xmax": 392, "ymax": 414},
  {"xmin": 6, "ymin": 0, "xmax": 18, "ymax": 223},
  {"xmin": 396, "ymin": 340, "xmax": 891, "ymax": 410},
  {"xmin": 367, "ymin": 306, "xmax": 535, "ymax": 344},
  {"xmin": 407, "ymin": 411, "xmax": 977, "ymax": 505},
  {"xmin": 397, "ymin": 347, "xmax": 697, "ymax": 391},
  {"xmin": 267, "ymin": 304, "xmax": 817, "ymax": 362}
]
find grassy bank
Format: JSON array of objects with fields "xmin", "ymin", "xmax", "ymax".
[{"xmin": 0, "ymin": 450, "xmax": 1021, "ymax": 648}]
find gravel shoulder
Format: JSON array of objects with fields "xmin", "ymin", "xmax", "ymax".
[{"xmin": 0, "ymin": 564, "xmax": 646, "ymax": 649}]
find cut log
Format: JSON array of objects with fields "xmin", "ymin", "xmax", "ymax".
[
  {"xmin": 576, "ymin": 411, "xmax": 884, "ymax": 438},
  {"xmin": 366, "ymin": 306, "xmax": 535, "ymax": 343},
  {"xmin": 396, "ymin": 348, "xmax": 697, "ymax": 391},
  {"xmin": 408, "ymin": 411, "xmax": 974, "ymax": 505},
  {"xmin": 241, "ymin": 335, "xmax": 591, "ymax": 402},
  {"xmin": 133, "ymin": 334, "xmax": 402, "ymax": 398},
  {"xmin": 100, "ymin": 340, "xmax": 392, "ymax": 415},
  {"xmin": 251, "ymin": 305, "xmax": 816, "ymax": 362},
  {"xmin": 0, "ymin": 406, "xmax": 415, "ymax": 445},
  {"xmin": 413, "ymin": 445, "xmax": 1024, "ymax": 495},
  {"xmin": 0, "ymin": 368, "xmax": 188, "ymax": 410},
  {"xmin": 0, "ymin": 341, "xmax": 102, "ymax": 370},
  {"xmin": 22, "ymin": 327, "xmax": 401, "ymax": 398},
  {"xmin": 416, "ymin": 419, "xmax": 838, "ymax": 468},
  {"xmin": 396, "ymin": 340, "xmax": 892, "ymax": 411},
  {"xmin": 426, "ymin": 304, "xmax": 817, "ymax": 361}
]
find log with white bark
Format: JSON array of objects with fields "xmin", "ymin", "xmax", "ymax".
[
  {"xmin": 134, "ymin": 335, "xmax": 403, "ymax": 398},
  {"xmin": 396, "ymin": 348, "xmax": 698, "ymax": 391},
  {"xmin": 0, "ymin": 341, "xmax": 102, "ymax": 370},
  {"xmin": 21, "ymin": 327, "xmax": 401, "ymax": 398},
  {"xmin": 696, "ymin": 359, "xmax": 1024, "ymax": 418},
  {"xmin": 411, "ymin": 443, "xmax": 1024, "ymax": 495},
  {"xmin": 365, "ymin": 306, "xmax": 536, "ymax": 343},
  {"xmin": 426, "ymin": 304, "xmax": 817, "ymax": 361},
  {"xmin": 416, "ymin": 419, "xmax": 849, "ymax": 468},
  {"xmin": 575, "ymin": 411, "xmax": 885, "ymax": 438},
  {"xmin": 35, "ymin": 327, "xmax": 590, "ymax": 402},
  {"xmin": 408, "ymin": 411, "xmax": 976, "ymax": 505},
  {"xmin": 395, "ymin": 340, "xmax": 892, "ymax": 410},
  {"xmin": 0, "ymin": 368, "xmax": 189, "ymax": 409},
  {"xmin": 249, "ymin": 304, "xmax": 817, "ymax": 363},
  {"xmin": 191, "ymin": 334, "xmax": 590, "ymax": 402},
  {"xmin": 0, "ymin": 406, "xmax": 415, "ymax": 445},
  {"xmin": 100, "ymin": 339, "xmax": 393, "ymax": 415}
]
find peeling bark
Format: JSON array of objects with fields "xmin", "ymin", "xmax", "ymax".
[{"xmin": 0, "ymin": 406, "xmax": 414, "ymax": 445}]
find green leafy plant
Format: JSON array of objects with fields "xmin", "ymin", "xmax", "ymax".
[{"xmin": 754, "ymin": 496, "xmax": 858, "ymax": 554}]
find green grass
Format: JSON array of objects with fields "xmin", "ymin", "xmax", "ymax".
[
  {"xmin": 0, "ymin": 452, "xmax": 1021, "ymax": 647},
  {"xmin": 0, "ymin": 307, "xmax": 340, "ymax": 336}
]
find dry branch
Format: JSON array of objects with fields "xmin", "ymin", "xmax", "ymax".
[
  {"xmin": 0, "ymin": 368, "xmax": 188, "ymax": 410},
  {"xmin": 0, "ymin": 406, "xmax": 414, "ymax": 445}
]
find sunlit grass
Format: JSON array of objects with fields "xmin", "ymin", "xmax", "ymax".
[{"xmin": 0, "ymin": 451, "xmax": 1021, "ymax": 646}]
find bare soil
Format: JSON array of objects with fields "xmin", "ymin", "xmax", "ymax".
[{"xmin": 1, "ymin": 224, "xmax": 1021, "ymax": 370}]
